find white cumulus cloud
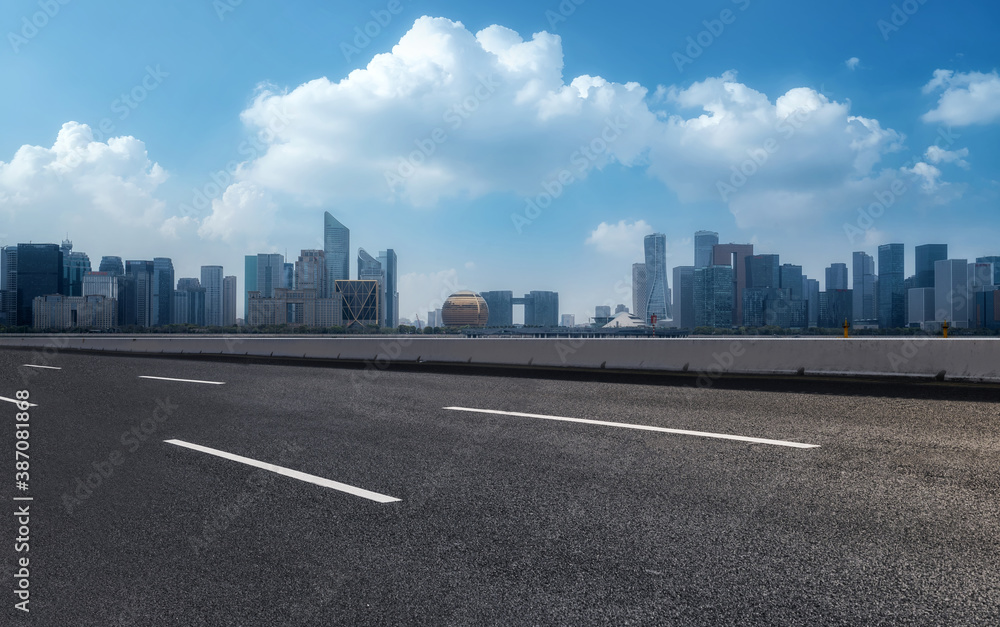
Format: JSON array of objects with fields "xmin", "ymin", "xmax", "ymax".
[
  {"xmin": 922, "ymin": 69, "xmax": 1000, "ymax": 126},
  {"xmin": 925, "ymin": 145, "xmax": 970, "ymax": 169},
  {"xmin": 194, "ymin": 17, "xmax": 907, "ymax": 232},
  {"xmin": 585, "ymin": 220, "xmax": 653, "ymax": 256},
  {"xmin": 845, "ymin": 57, "xmax": 860, "ymax": 71}
]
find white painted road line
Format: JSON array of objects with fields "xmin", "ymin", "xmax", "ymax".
[
  {"xmin": 443, "ymin": 407, "xmax": 820, "ymax": 449},
  {"xmin": 21, "ymin": 364, "xmax": 61, "ymax": 370},
  {"xmin": 164, "ymin": 439, "xmax": 401, "ymax": 503},
  {"xmin": 1, "ymin": 396, "xmax": 38, "ymax": 408},
  {"xmin": 139, "ymin": 376, "xmax": 225, "ymax": 385}
]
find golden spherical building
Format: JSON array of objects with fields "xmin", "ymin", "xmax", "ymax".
[{"xmin": 441, "ymin": 291, "xmax": 490, "ymax": 327}]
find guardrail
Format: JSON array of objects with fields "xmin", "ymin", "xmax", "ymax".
[{"xmin": 2, "ymin": 334, "xmax": 999, "ymax": 382}]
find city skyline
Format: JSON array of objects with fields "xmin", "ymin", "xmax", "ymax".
[
  {"xmin": 2, "ymin": 2, "xmax": 998, "ymax": 323},
  {"xmin": 4, "ymin": 220, "xmax": 997, "ymax": 328}
]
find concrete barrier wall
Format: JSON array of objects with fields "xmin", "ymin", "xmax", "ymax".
[{"xmin": 1, "ymin": 335, "xmax": 998, "ymax": 382}]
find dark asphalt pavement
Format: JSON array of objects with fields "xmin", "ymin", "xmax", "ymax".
[{"xmin": 1, "ymin": 348, "xmax": 999, "ymax": 626}]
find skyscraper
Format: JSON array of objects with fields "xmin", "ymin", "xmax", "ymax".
[
  {"xmin": 779, "ymin": 264, "xmax": 804, "ymax": 300},
  {"xmin": 694, "ymin": 231, "xmax": 719, "ymax": 269},
  {"xmin": 915, "ymin": 244, "xmax": 948, "ymax": 289},
  {"xmin": 826, "ymin": 263, "xmax": 849, "ymax": 290},
  {"xmin": 82, "ymin": 272, "xmax": 118, "ymax": 299},
  {"xmin": 644, "ymin": 233, "xmax": 670, "ymax": 323},
  {"xmin": 152, "ymin": 257, "xmax": 175, "ymax": 326},
  {"xmin": 935, "ymin": 259, "xmax": 969, "ymax": 327},
  {"xmin": 99, "ymin": 256, "xmax": 124, "ymax": 276},
  {"xmin": 632, "ymin": 263, "xmax": 648, "ymax": 323},
  {"xmin": 358, "ymin": 248, "xmax": 384, "ymax": 325},
  {"xmin": 976, "ymin": 256, "xmax": 1000, "ymax": 286},
  {"xmin": 852, "ymin": 252, "xmax": 877, "ymax": 323},
  {"xmin": 254, "ymin": 254, "xmax": 284, "ymax": 297},
  {"xmin": 805, "ymin": 278, "xmax": 820, "ymax": 328},
  {"xmin": 481, "ymin": 291, "xmax": 513, "ymax": 327},
  {"xmin": 712, "ymin": 243, "xmax": 754, "ymax": 327},
  {"xmin": 201, "ymin": 265, "xmax": 224, "ymax": 327},
  {"xmin": 61, "ymin": 240, "xmax": 91, "ymax": 297},
  {"xmin": 244, "ymin": 255, "xmax": 257, "ymax": 321},
  {"xmin": 223, "ymin": 275, "xmax": 237, "ymax": 326},
  {"xmin": 0, "ymin": 246, "xmax": 17, "ymax": 326},
  {"xmin": 324, "ymin": 212, "xmax": 350, "ymax": 296},
  {"xmin": 694, "ymin": 265, "xmax": 734, "ymax": 328},
  {"xmin": 671, "ymin": 266, "xmax": 694, "ymax": 330},
  {"xmin": 379, "ymin": 249, "xmax": 398, "ymax": 328},
  {"xmin": 125, "ymin": 260, "xmax": 154, "ymax": 327},
  {"xmin": 17, "ymin": 244, "xmax": 63, "ymax": 327},
  {"xmin": 174, "ymin": 278, "xmax": 206, "ymax": 326},
  {"xmin": 878, "ymin": 243, "xmax": 905, "ymax": 329},
  {"xmin": 295, "ymin": 250, "xmax": 326, "ymax": 293},
  {"xmin": 283, "ymin": 262, "xmax": 295, "ymax": 290},
  {"xmin": 746, "ymin": 254, "xmax": 780, "ymax": 289}
]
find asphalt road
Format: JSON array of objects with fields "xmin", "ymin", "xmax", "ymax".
[{"xmin": 1, "ymin": 348, "xmax": 999, "ymax": 626}]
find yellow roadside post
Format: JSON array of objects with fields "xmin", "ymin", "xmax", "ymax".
[
  {"xmin": 843, "ymin": 318, "xmax": 850, "ymax": 338},
  {"xmin": 943, "ymin": 319, "xmax": 949, "ymax": 339}
]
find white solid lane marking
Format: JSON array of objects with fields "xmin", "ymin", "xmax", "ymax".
[
  {"xmin": 0, "ymin": 396, "xmax": 38, "ymax": 408},
  {"xmin": 21, "ymin": 364, "xmax": 61, "ymax": 370},
  {"xmin": 443, "ymin": 407, "xmax": 820, "ymax": 449},
  {"xmin": 164, "ymin": 439, "xmax": 401, "ymax": 503},
  {"xmin": 139, "ymin": 376, "xmax": 225, "ymax": 385}
]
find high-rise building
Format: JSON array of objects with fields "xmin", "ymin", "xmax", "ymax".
[
  {"xmin": 595, "ymin": 305, "xmax": 612, "ymax": 321},
  {"xmin": 357, "ymin": 248, "xmax": 384, "ymax": 326},
  {"xmin": 335, "ymin": 280, "xmax": 380, "ymax": 328},
  {"xmin": 671, "ymin": 266, "xmax": 695, "ymax": 330},
  {"xmin": 916, "ymin": 244, "xmax": 948, "ymax": 289},
  {"xmin": 780, "ymin": 264, "xmax": 804, "ymax": 301},
  {"xmin": 644, "ymin": 233, "xmax": 671, "ymax": 322},
  {"xmin": 17, "ymin": 244, "xmax": 63, "ymax": 327},
  {"xmin": 632, "ymin": 263, "xmax": 648, "ymax": 323},
  {"xmin": 805, "ymin": 278, "xmax": 820, "ymax": 328},
  {"xmin": 60, "ymin": 240, "xmax": 91, "ymax": 297},
  {"xmin": 152, "ymin": 257, "xmax": 175, "ymax": 326},
  {"xmin": 935, "ymin": 259, "xmax": 969, "ymax": 328},
  {"xmin": 561, "ymin": 314, "xmax": 575, "ymax": 327},
  {"xmin": 746, "ymin": 255, "xmax": 780, "ymax": 289},
  {"xmin": 296, "ymin": 250, "xmax": 326, "ymax": 293},
  {"xmin": 83, "ymin": 272, "xmax": 117, "ymax": 299},
  {"xmin": 712, "ymin": 243, "xmax": 754, "ymax": 326},
  {"xmin": 244, "ymin": 255, "xmax": 257, "ymax": 321},
  {"xmin": 524, "ymin": 291, "xmax": 559, "ymax": 327},
  {"xmin": 324, "ymin": 212, "xmax": 350, "ymax": 295},
  {"xmin": 125, "ymin": 260, "xmax": 154, "ymax": 327},
  {"xmin": 821, "ymin": 290, "xmax": 854, "ymax": 329},
  {"xmin": 694, "ymin": 230, "xmax": 719, "ymax": 269},
  {"xmin": 99, "ymin": 256, "xmax": 124, "ymax": 276},
  {"xmin": 283, "ymin": 262, "xmax": 295, "ymax": 290},
  {"xmin": 852, "ymin": 252, "xmax": 877, "ymax": 324},
  {"xmin": 223, "ymin": 275, "xmax": 237, "ymax": 326},
  {"xmin": 379, "ymin": 249, "xmax": 398, "ymax": 328},
  {"xmin": 694, "ymin": 265, "xmax": 734, "ymax": 328},
  {"xmin": 908, "ymin": 288, "xmax": 936, "ymax": 327},
  {"xmin": 1, "ymin": 246, "xmax": 17, "ymax": 326},
  {"xmin": 481, "ymin": 291, "xmax": 513, "ymax": 327},
  {"xmin": 976, "ymin": 256, "xmax": 1000, "ymax": 286},
  {"xmin": 33, "ymin": 294, "xmax": 116, "ymax": 330},
  {"xmin": 201, "ymin": 265, "xmax": 224, "ymax": 327},
  {"xmin": 254, "ymin": 254, "xmax": 284, "ymax": 297},
  {"xmin": 826, "ymin": 263, "xmax": 849, "ymax": 290},
  {"xmin": 877, "ymin": 244, "xmax": 905, "ymax": 328},
  {"xmin": 174, "ymin": 278, "xmax": 206, "ymax": 326}
]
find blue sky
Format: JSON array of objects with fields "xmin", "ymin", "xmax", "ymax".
[{"xmin": 2, "ymin": 0, "xmax": 998, "ymax": 322}]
